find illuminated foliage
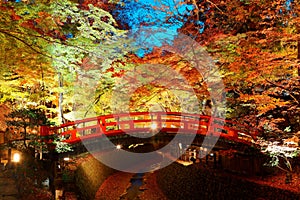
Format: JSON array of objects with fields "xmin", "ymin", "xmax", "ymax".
[
  {"xmin": 0, "ymin": 0, "xmax": 299, "ymax": 143},
  {"xmin": 113, "ymin": 0, "xmax": 198, "ymax": 57},
  {"xmin": 0, "ymin": 0, "xmax": 129, "ymax": 123},
  {"xmin": 180, "ymin": 0, "xmax": 300, "ymax": 139}
]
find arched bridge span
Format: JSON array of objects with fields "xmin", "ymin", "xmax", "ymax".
[{"xmin": 40, "ymin": 112, "xmax": 258, "ymax": 146}]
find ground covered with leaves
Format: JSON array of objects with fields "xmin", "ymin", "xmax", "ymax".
[{"xmin": 157, "ymin": 162, "xmax": 300, "ymax": 200}]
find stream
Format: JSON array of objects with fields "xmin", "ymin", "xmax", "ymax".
[{"xmin": 120, "ymin": 173, "xmax": 146, "ymax": 200}]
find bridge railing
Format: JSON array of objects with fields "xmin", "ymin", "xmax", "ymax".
[{"xmin": 40, "ymin": 112, "xmax": 258, "ymax": 144}]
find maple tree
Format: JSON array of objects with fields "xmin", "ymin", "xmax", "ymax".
[
  {"xmin": 173, "ymin": 0, "xmax": 300, "ymax": 141},
  {"xmin": 76, "ymin": 0, "xmax": 300, "ymax": 142},
  {"xmin": 0, "ymin": 2, "xmax": 56, "ymax": 110},
  {"xmin": 112, "ymin": 52, "xmax": 212, "ymax": 114},
  {"xmin": 0, "ymin": 0, "xmax": 299, "ymax": 145},
  {"xmin": 0, "ymin": 0, "xmax": 130, "ymax": 123},
  {"xmin": 1, "ymin": 2, "xmax": 300, "ymax": 190},
  {"xmin": 86, "ymin": 0, "xmax": 225, "ymax": 117}
]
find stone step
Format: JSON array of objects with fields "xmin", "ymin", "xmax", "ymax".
[{"xmin": 0, "ymin": 176, "xmax": 18, "ymax": 200}]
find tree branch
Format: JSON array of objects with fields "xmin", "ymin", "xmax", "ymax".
[
  {"xmin": 0, "ymin": 28, "xmax": 99, "ymax": 56},
  {"xmin": 0, "ymin": 29, "xmax": 52, "ymax": 59},
  {"xmin": 264, "ymin": 78, "xmax": 299, "ymax": 105},
  {"xmin": 0, "ymin": 29, "xmax": 84, "ymax": 73},
  {"xmin": 206, "ymin": 0, "xmax": 224, "ymax": 14},
  {"xmin": 276, "ymin": 164, "xmax": 289, "ymax": 173}
]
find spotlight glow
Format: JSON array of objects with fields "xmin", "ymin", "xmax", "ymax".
[
  {"xmin": 150, "ymin": 123, "xmax": 158, "ymax": 130},
  {"xmin": 13, "ymin": 153, "xmax": 21, "ymax": 163},
  {"xmin": 63, "ymin": 157, "xmax": 70, "ymax": 161}
]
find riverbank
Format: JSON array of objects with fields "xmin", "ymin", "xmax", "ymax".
[
  {"xmin": 73, "ymin": 153, "xmax": 299, "ymax": 200},
  {"xmin": 157, "ymin": 162, "xmax": 300, "ymax": 200}
]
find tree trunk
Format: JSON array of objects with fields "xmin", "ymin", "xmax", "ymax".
[
  {"xmin": 23, "ymin": 125, "xmax": 27, "ymax": 148},
  {"xmin": 58, "ymin": 72, "xmax": 65, "ymax": 124},
  {"xmin": 285, "ymin": 172, "xmax": 292, "ymax": 184},
  {"xmin": 297, "ymin": 39, "xmax": 300, "ymax": 76},
  {"xmin": 7, "ymin": 145, "xmax": 11, "ymax": 166},
  {"xmin": 297, "ymin": 24, "xmax": 300, "ymax": 76}
]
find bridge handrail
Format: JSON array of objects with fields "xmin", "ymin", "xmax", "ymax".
[{"xmin": 40, "ymin": 112, "xmax": 259, "ymax": 144}]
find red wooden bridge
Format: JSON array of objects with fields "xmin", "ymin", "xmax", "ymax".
[{"xmin": 40, "ymin": 112, "xmax": 258, "ymax": 146}]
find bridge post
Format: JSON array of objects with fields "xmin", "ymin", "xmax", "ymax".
[
  {"xmin": 183, "ymin": 119, "xmax": 188, "ymax": 130},
  {"xmin": 116, "ymin": 117, "xmax": 120, "ymax": 130},
  {"xmin": 129, "ymin": 116, "xmax": 134, "ymax": 130},
  {"xmin": 218, "ymin": 153, "xmax": 223, "ymax": 169},
  {"xmin": 157, "ymin": 113, "xmax": 161, "ymax": 129},
  {"xmin": 97, "ymin": 117, "xmax": 106, "ymax": 133},
  {"xmin": 40, "ymin": 125, "xmax": 50, "ymax": 137},
  {"xmin": 213, "ymin": 152, "xmax": 217, "ymax": 168}
]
